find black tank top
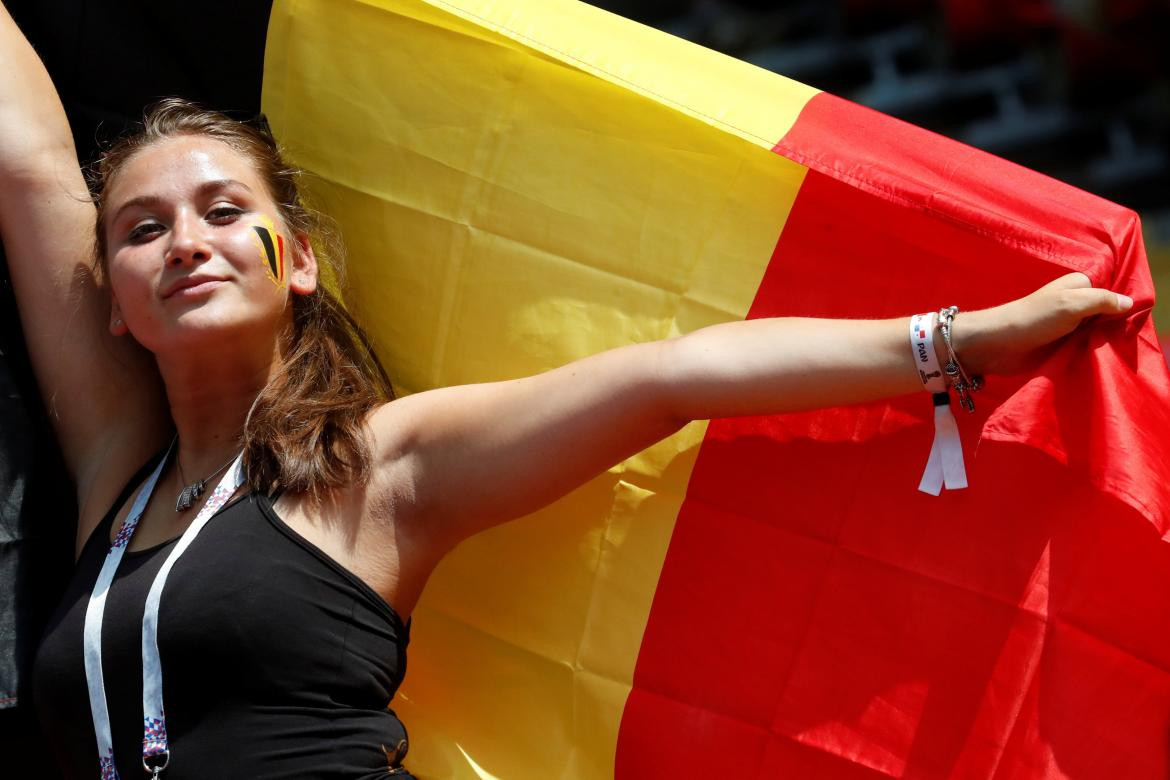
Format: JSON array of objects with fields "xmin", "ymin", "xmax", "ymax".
[{"xmin": 33, "ymin": 459, "xmax": 413, "ymax": 779}]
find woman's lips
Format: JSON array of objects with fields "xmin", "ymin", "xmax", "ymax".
[{"xmin": 164, "ymin": 278, "xmax": 225, "ymax": 299}]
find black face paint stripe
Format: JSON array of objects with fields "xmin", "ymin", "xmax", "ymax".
[{"xmin": 253, "ymin": 225, "xmax": 279, "ymax": 277}]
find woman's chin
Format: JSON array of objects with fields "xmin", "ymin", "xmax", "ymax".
[{"xmin": 146, "ymin": 311, "xmax": 278, "ymax": 354}]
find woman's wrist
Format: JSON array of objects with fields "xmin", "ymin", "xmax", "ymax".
[{"xmin": 939, "ymin": 307, "xmax": 998, "ymax": 378}]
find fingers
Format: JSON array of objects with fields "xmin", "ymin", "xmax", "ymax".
[
  {"xmin": 1064, "ymin": 286, "xmax": 1133, "ymax": 317},
  {"xmin": 1046, "ymin": 271, "xmax": 1092, "ymax": 291},
  {"xmin": 1041, "ymin": 272, "xmax": 1133, "ymax": 316}
]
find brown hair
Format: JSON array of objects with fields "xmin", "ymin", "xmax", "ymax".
[{"xmin": 92, "ymin": 98, "xmax": 394, "ymax": 498}]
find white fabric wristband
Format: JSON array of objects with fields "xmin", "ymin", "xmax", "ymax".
[{"xmin": 910, "ymin": 313, "xmax": 946, "ymax": 393}]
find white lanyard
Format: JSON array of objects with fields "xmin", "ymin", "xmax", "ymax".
[{"xmin": 83, "ymin": 446, "xmax": 244, "ymax": 779}]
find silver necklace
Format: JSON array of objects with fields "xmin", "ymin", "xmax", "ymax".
[{"xmin": 175, "ymin": 450, "xmax": 239, "ymax": 512}]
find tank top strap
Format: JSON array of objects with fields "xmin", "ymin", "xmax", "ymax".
[{"xmin": 77, "ymin": 449, "xmax": 172, "ymax": 560}]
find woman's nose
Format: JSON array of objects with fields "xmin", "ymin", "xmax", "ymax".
[{"xmin": 166, "ymin": 214, "xmax": 212, "ymax": 267}]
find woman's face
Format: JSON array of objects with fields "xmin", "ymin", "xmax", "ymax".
[{"xmin": 103, "ymin": 135, "xmax": 315, "ymax": 355}]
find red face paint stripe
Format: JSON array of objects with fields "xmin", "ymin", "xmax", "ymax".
[{"xmin": 276, "ymin": 233, "xmax": 285, "ymax": 281}]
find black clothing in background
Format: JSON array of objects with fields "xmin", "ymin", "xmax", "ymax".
[
  {"xmin": 0, "ymin": 251, "xmax": 76, "ymax": 777},
  {"xmin": 1, "ymin": 2, "xmax": 272, "ymax": 774}
]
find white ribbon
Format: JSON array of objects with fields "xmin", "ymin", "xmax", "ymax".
[{"xmin": 918, "ymin": 393, "xmax": 968, "ymax": 495}]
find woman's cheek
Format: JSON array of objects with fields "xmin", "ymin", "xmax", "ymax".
[{"xmin": 109, "ymin": 257, "xmax": 154, "ymax": 309}]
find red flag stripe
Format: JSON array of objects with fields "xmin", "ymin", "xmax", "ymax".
[{"xmin": 616, "ymin": 92, "xmax": 1170, "ymax": 777}]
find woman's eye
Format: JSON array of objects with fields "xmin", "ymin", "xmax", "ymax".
[
  {"xmin": 127, "ymin": 223, "xmax": 163, "ymax": 241},
  {"xmin": 208, "ymin": 206, "xmax": 244, "ymax": 222}
]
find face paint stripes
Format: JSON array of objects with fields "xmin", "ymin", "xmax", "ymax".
[{"xmin": 251, "ymin": 216, "xmax": 286, "ymax": 287}]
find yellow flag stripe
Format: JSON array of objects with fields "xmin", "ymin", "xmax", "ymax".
[
  {"xmin": 416, "ymin": 0, "xmax": 820, "ymax": 150},
  {"xmin": 261, "ymin": 1, "xmax": 813, "ymax": 775}
]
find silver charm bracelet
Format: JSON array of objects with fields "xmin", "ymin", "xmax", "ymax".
[{"xmin": 936, "ymin": 306, "xmax": 983, "ymax": 412}]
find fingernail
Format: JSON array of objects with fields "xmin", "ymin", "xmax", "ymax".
[{"xmin": 1118, "ymin": 294, "xmax": 1134, "ymax": 310}]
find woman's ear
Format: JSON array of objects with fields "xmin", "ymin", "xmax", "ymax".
[
  {"xmin": 109, "ymin": 295, "xmax": 128, "ymax": 336},
  {"xmin": 287, "ymin": 232, "xmax": 318, "ymax": 296}
]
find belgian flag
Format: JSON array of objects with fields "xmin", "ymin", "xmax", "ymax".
[{"xmin": 9, "ymin": 1, "xmax": 1170, "ymax": 778}]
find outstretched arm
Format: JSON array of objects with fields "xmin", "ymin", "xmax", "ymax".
[
  {"xmin": 375, "ymin": 272, "xmax": 1131, "ymax": 551},
  {"xmin": 0, "ymin": 3, "xmax": 168, "ymax": 516}
]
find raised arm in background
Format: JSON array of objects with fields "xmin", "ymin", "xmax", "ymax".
[{"xmin": 0, "ymin": 2, "xmax": 170, "ymax": 541}]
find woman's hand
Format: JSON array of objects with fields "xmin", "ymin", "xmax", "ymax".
[{"xmin": 953, "ymin": 272, "xmax": 1134, "ymax": 377}]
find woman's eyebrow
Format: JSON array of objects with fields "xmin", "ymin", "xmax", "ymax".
[{"xmin": 111, "ymin": 178, "xmax": 254, "ymax": 224}]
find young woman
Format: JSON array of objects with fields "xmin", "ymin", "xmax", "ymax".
[{"xmin": 0, "ymin": 4, "xmax": 1134, "ymax": 779}]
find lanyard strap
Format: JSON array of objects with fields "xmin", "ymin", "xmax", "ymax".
[
  {"xmin": 83, "ymin": 447, "xmax": 244, "ymax": 779},
  {"xmin": 83, "ymin": 451, "xmax": 169, "ymax": 779}
]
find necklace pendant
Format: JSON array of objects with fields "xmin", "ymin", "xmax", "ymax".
[{"xmin": 175, "ymin": 480, "xmax": 205, "ymax": 513}]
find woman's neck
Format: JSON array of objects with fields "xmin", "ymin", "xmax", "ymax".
[{"xmin": 155, "ymin": 344, "xmax": 279, "ymax": 477}]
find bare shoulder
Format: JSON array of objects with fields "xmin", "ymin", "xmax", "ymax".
[
  {"xmin": 362, "ymin": 390, "xmax": 457, "ymax": 516},
  {"xmin": 270, "ymin": 404, "xmax": 443, "ymax": 618},
  {"xmin": 364, "ymin": 387, "xmax": 447, "ymax": 452},
  {"xmin": 362, "ymin": 388, "xmax": 471, "ymax": 525},
  {"xmin": 362, "ymin": 397, "xmax": 437, "ymax": 533}
]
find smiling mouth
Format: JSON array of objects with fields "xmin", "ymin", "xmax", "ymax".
[{"xmin": 165, "ymin": 279, "xmax": 224, "ymax": 299}]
